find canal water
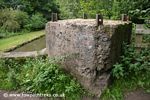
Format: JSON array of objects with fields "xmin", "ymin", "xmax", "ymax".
[{"xmin": 12, "ymin": 36, "xmax": 46, "ymax": 52}]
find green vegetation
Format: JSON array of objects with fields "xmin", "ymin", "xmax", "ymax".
[
  {"xmin": 101, "ymin": 72, "xmax": 150, "ymax": 100},
  {"xmin": 100, "ymin": 24, "xmax": 150, "ymax": 100},
  {"xmin": 0, "ymin": 42, "xmax": 149, "ymax": 100},
  {"xmin": 145, "ymin": 19, "xmax": 150, "ymax": 28},
  {"xmin": 112, "ymin": 44, "xmax": 150, "ymax": 79},
  {"xmin": 0, "ymin": 9, "xmax": 46, "ymax": 37},
  {"xmin": 0, "ymin": 30, "xmax": 44, "ymax": 52},
  {"xmin": 0, "ymin": 0, "xmax": 59, "ymax": 20},
  {"xmin": 25, "ymin": 13, "xmax": 46, "ymax": 31},
  {"xmin": 0, "ymin": 0, "xmax": 150, "ymax": 100},
  {"xmin": 57, "ymin": 0, "xmax": 150, "ymax": 20},
  {"xmin": 0, "ymin": 56, "xmax": 85, "ymax": 99},
  {"xmin": 0, "ymin": 0, "xmax": 59, "ymax": 37},
  {"xmin": 101, "ymin": 45, "xmax": 150, "ymax": 100},
  {"xmin": 143, "ymin": 35, "xmax": 150, "ymax": 43},
  {"xmin": 0, "ymin": 0, "xmax": 149, "ymax": 37},
  {"xmin": 0, "ymin": 9, "xmax": 29, "ymax": 33}
]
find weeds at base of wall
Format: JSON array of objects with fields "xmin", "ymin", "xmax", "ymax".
[
  {"xmin": 0, "ymin": 56, "xmax": 87, "ymax": 100},
  {"xmin": 101, "ymin": 44, "xmax": 150, "ymax": 100}
]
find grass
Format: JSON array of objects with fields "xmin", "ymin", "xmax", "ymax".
[{"xmin": 0, "ymin": 30, "xmax": 45, "ymax": 52}]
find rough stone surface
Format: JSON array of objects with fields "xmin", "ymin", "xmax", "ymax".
[{"xmin": 46, "ymin": 19, "xmax": 132, "ymax": 97}]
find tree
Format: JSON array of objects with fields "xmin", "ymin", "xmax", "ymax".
[
  {"xmin": 57, "ymin": 0, "xmax": 113, "ymax": 19},
  {"xmin": 0, "ymin": 9, "xmax": 28, "ymax": 32},
  {"xmin": 56, "ymin": 0, "xmax": 81, "ymax": 19},
  {"xmin": 112, "ymin": 0, "xmax": 150, "ymax": 19},
  {"xmin": 21, "ymin": 0, "xmax": 59, "ymax": 20},
  {"xmin": 0, "ymin": 0, "xmax": 59, "ymax": 20}
]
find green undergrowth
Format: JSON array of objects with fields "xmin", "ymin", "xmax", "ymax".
[
  {"xmin": 101, "ymin": 24, "xmax": 150, "ymax": 100},
  {"xmin": 101, "ymin": 71, "xmax": 150, "ymax": 100},
  {"xmin": 143, "ymin": 34, "xmax": 150, "ymax": 43},
  {"xmin": 0, "ymin": 56, "xmax": 85, "ymax": 100},
  {"xmin": 101, "ymin": 44, "xmax": 150, "ymax": 100}
]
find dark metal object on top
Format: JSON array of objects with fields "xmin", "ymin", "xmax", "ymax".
[
  {"xmin": 96, "ymin": 14, "xmax": 103, "ymax": 26},
  {"xmin": 51, "ymin": 13, "xmax": 58, "ymax": 22}
]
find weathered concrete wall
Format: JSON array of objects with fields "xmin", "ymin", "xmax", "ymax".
[{"xmin": 46, "ymin": 19, "xmax": 132, "ymax": 97}]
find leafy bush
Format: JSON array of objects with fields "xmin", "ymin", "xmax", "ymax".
[
  {"xmin": 145, "ymin": 18, "xmax": 150, "ymax": 28},
  {"xmin": 0, "ymin": 9, "xmax": 19, "ymax": 32},
  {"xmin": 101, "ymin": 23, "xmax": 150, "ymax": 100},
  {"xmin": 14, "ymin": 10, "xmax": 29, "ymax": 29},
  {"xmin": 0, "ymin": 57, "xmax": 84, "ymax": 99},
  {"xmin": 143, "ymin": 35, "xmax": 150, "ymax": 43},
  {"xmin": 0, "ymin": 9, "xmax": 29, "ymax": 37},
  {"xmin": 2, "ymin": 19, "xmax": 20, "ymax": 32},
  {"xmin": 25, "ymin": 13, "xmax": 46, "ymax": 31},
  {"xmin": 102, "ymin": 44, "xmax": 150, "ymax": 100},
  {"xmin": 112, "ymin": 44, "xmax": 150, "ymax": 79}
]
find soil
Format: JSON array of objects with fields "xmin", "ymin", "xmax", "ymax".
[{"xmin": 124, "ymin": 89, "xmax": 150, "ymax": 100}]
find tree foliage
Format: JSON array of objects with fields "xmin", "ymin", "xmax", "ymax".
[
  {"xmin": 25, "ymin": 13, "xmax": 46, "ymax": 31},
  {"xmin": 0, "ymin": 0, "xmax": 59, "ymax": 20},
  {"xmin": 56, "ymin": 0, "xmax": 150, "ymax": 19},
  {"xmin": 0, "ymin": 0, "xmax": 59, "ymax": 35},
  {"xmin": 0, "ymin": 9, "xmax": 28, "ymax": 32},
  {"xmin": 0, "ymin": 0, "xmax": 149, "ymax": 35}
]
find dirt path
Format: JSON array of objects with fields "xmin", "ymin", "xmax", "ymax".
[{"xmin": 124, "ymin": 89, "xmax": 150, "ymax": 100}]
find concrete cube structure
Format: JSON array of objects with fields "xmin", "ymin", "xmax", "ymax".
[{"xmin": 46, "ymin": 19, "xmax": 132, "ymax": 97}]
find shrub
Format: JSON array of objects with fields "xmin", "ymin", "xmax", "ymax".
[
  {"xmin": 0, "ymin": 8, "xmax": 29, "ymax": 36},
  {"xmin": 145, "ymin": 18, "xmax": 150, "ymax": 28},
  {"xmin": 14, "ymin": 10, "xmax": 29, "ymax": 29},
  {"xmin": 2, "ymin": 19, "xmax": 20, "ymax": 32},
  {"xmin": 25, "ymin": 13, "xmax": 46, "ymax": 31},
  {"xmin": 0, "ymin": 9, "xmax": 13, "ymax": 25},
  {"xmin": 112, "ymin": 44, "xmax": 150, "ymax": 79},
  {"xmin": 143, "ymin": 34, "xmax": 150, "ymax": 43}
]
